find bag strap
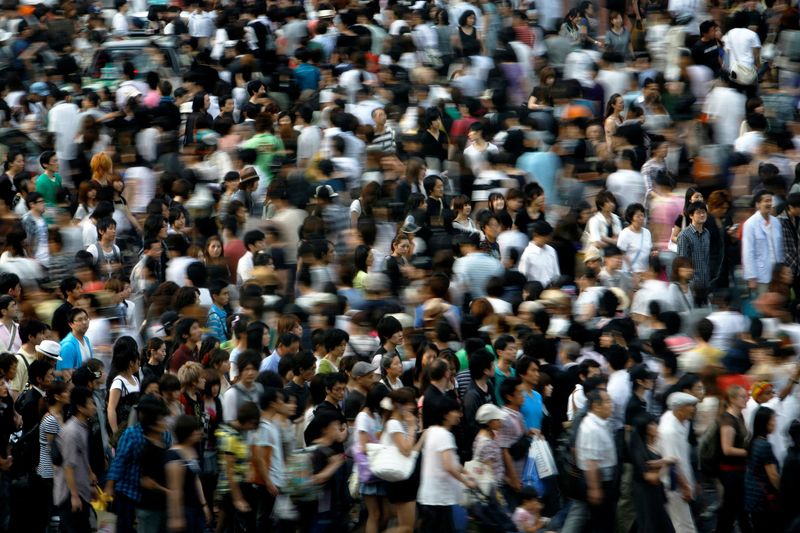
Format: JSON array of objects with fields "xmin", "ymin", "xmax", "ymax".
[{"xmin": 630, "ymin": 229, "xmax": 645, "ymax": 269}]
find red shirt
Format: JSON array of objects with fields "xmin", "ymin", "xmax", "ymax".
[{"xmin": 169, "ymin": 344, "xmax": 198, "ymax": 373}]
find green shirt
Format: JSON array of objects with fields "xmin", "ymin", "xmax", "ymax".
[
  {"xmin": 35, "ymin": 172, "xmax": 62, "ymax": 206},
  {"xmin": 243, "ymin": 133, "xmax": 284, "ymax": 184}
]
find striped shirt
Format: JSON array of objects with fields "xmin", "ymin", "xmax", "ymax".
[
  {"xmin": 677, "ymin": 224, "xmax": 711, "ymax": 289},
  {"xmin": 37, "ymin": 413, "xmax": 62, "ymax": 479}
]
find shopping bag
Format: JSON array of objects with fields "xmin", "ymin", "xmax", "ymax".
[{"xmin": 529, "ymin": 437, "xmax": 558, "ymax": 478}]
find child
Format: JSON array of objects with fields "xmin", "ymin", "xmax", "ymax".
[{"xmin": 513, "ymin": 487, "xmax": 550, "ymax": 533}]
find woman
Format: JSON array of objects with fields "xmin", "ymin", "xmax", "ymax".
[
  {"xmin": 184, "ymin": 92, "xmax": 212, "ymax": 146},
  {"xmin": 276, "ymin": 112, "xmax": 298, "ymax": 162},
  {"xmin": 418, "ymin": 396, "xmax": 477, "ymax": 532},
  {"xmin": 402, "ymin": 341, "xmax": 439, "ymax": 394},
  {"xmin": 670, "ymin": 187, "xmax": 704, "ymax": 249},
  {"xmin": 141, "ymin": 337, "xmax": 167, "ymax": 383},
  {"xmin": 780, "ymin": 420, "xmax": 800, "ymax": 530},
  {"xmin": 435, "ymin": 10, "xmax": 456, "ymax": 76},
  {"xmin": 350, "ymin": 181, "xmax": 380, "ymax": 227},
  {"xmin": 472, "ymin": 403, "xmax": 506, "ymax": 496},
  {"xmin": 107, "ymin": 337, "xmax": 142, "ymax": 437},
  {"xmin": 559, "ymin": 8, "xmax": 597, "ymax": 46},
  {"xmin": 0, "ymin": 151, "xmax": 24, "ymax": 209},
  {"xmin": 668, "ymin": 256, "xmax": 696, "ymax": 313},
  {"xmin": 352, "ymin": 245, "xmax": 372, "ymax": 292},
  {"xmin": 385, "ymin": 234, "xmax": 413, "ymax": 297},
  {"xmin": 166, "ymin": 415, "xmax": 212, "ymax": 533},
  {"xmin": 423, "ymin": 175, "xmax": 452, "ymax": 233},
  {"xmin": 201, "ymin": 369, "xmax": 223, "ymax": 510},
  {"xmin": 768, "ymin": 262, "xmax": 793, "ymax": 296},
  {"xmin": 110, "ymin": 174, "xmax": 142, "ymax": 235},
  {"xmin": 204, "ymin": 348, "xmax": 231, "ymax": 396},
  {"xmin": 396, "ymin": 157, "xmax": 427, "ymax": 206},
  {"xmin": 617, "ymin": 203, "xmax": 653, "ymax": 276},
  {"xmin": 487, "ymin": 192, "xmax": 506, "ymax": 215},
  {"xmin": 452, "ymin": 194, "xmax": 480, "ymax": 235},
  {"xmin": 203, "ymin": 235, "xmax": 230, "ymax": 281},
  {"xmin": 629, "ymin": 414, "xmax": 675, "ymax": 533},
  {"xmin": 420, "ymin": 108, "xmax": 448, "ymax": 173},
  {"xmin": 90, "ymin": 151, "xmax": 115, "ymax": 203},
  {"xmin": 382, "ymin": 388, "xmax": 422, "ymax": 532},
  {"xmin": 36, "ymin": 381, "xmax": 69, "ymax": 533},
  {"xmin": 717, "ymin": 385, "xmax": 751, "ymax": 533},
  {"xmin": 604, "ymin": 94, "xmax": 625, "ymax": 154},
  {"xmin": 745, "ymin": 406, "xmax": 780, "ymax": 531},
  {"xmin": 585, "ymin": 190, "xmax": 622, "ymax": 250},
  {"xmin": 73, "ymin": 180, "xmax": 100, "ymax": 222},
  {"xmin": 355, "ymin": 386, "xmax": 390, "ymax": 533},
  {"xmin": 605, "ymin": 11, "xmax": 632, "ymax": 59},
  {"xmin": 378, "ymin": 353, "xmax": 404, "ymax": 392},
  {"xmin": 456, "ymin": 10, "xmax": 482, "ymax": 58}
]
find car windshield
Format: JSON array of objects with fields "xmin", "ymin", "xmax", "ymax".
[{"xmin": 90, "ymin": 46, "xmax": 175, "ymax": 79}]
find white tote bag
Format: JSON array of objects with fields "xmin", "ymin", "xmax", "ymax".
[
  {"xmin": 528, "ymin": 437, "xmax": 558, "ymax": 479},
  {"xmin": 365, "ymin": 442, "xmax": 418, "ymax": 482}
]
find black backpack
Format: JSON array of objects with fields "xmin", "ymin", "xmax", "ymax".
[{"xmin": 8, "ymin": 423, "xmax": 40, "ymax": 481}]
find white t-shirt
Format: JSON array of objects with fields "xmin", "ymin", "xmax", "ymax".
[
  {"xmin": 617, "ymin": 227, "xmax": 653, "ymax": 273},
  {"xmin": 381, "ymin": 419, "xmax": 407, "ymax": 445},
  {"xmin": 724, "ymin": 27, "xmax": 761, "ymax": 69},
  {"xmin": 417, "ymin": 425, "xmax": 461, "ymax": 506},
  {"xmin": 354, "ymin": 411, "xmax": 381, "ymax": 454},
  {"xmin": 253, "ymin": 418, "xmax": 285, "ymax": 487}
]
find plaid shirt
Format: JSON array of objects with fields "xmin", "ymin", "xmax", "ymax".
[
  {"xmin": 106, "ymin": 424, "xmax": 172, "ymax": 501},
  {"xmin": 780, "ymin": 213, "xmax": 800, "ymax": 276},
  {"xmin": 677, "ymin": 224, "xmax": 711, "ymax": 289}
]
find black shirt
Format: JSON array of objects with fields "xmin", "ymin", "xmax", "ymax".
[
  {"xmin": 691, "ymin": 39, "xmax": 721, "ymax": 75},
  {"xmin": 139, "ymin": 439, "xmax": 167, "ymax": 510}
]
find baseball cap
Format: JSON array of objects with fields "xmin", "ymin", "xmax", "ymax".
[
  {"xmin": 352, "ymin": 361, "xmax": 378, "ymax": 378},
  {"xmin": 36, "ymin": 339, "xmax": 62, "ymax": 361},
  {"xmin": 160, "ymin": 311, "xmax": 179, "ymax": 331},
  {"xmin": 30, "ymin": 82, "xmax": 50, "ymax": 96},
  {"xmin": 629, "ymin": 363, "xmax": 657, "ymax": 383},
  {"xmin": 315, "ymin": 184, "xmax": 339, "ymax": 199},
  {"xmin": 476, "ymin": 404, "xmax": 507, "ymax": 424}
]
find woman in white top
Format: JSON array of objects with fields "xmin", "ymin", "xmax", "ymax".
[
  {"xmin": 350, "ymin": 181, "xmax": 381, "ymax": 228},
  {"xmin": 107, "ymin": 341, "xmax": 141, "ymax": 435},
  {"xmin": 378, "ymin": 354, "xmax": 405, "ymax": 392},
  {"xmin": 617, "ymin": 203, "xmax": 653, "ymax": 275},
  {"xmin": 451, "ymin": 194, "xmax": 481, "ymax": 235},
  {"xmin": 417, "ymin": 396, "xmax": 477, "ymax": 533},
  {"xmin": 381, "ymin": 388, "xmax": 422, "ymax": 531},
  {"xmin": 354, "ymin": 387, "xmax": 389, "ymax": 533},
  {"xmin": 585, "ymin": 190, "xmax": 622, "ymax": 250}
]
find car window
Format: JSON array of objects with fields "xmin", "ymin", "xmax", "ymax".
[{"xmin": 90, "ymin": 46, "xmax": 177, "ymax": 78}]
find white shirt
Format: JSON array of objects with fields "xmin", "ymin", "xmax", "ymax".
[
  {"xmin": 724, "ymin": 27, "xmax": 761, "ymax": 69},
  {"xmin": 631, "ymin": 279, "xmax": 673, "ymax": 317},
  {"xmin": 617, "ymin": 227, "xmax": 653, "ymax": 273},
  {"xmin": 707, "ymin": 311, "xmax": 749, "ymax": 352},
  {"xmin": 166, "ymin": 257, "xmax": 200, "ymax": 286},
  {"xmin": 734, "ymin": 130, "xmax": 765, "ymax": 155},
  {"xmin": 585, "ymin": 212, "xmax": 623, "ymax": 249},
  {"xmin": 47, "ymin": 102, "xmax": 80, "ymax": 161},
  {"xmin": 417, "ymin": 425, "xmax": 462, "ymax": 506},
  {"xmin": 497, "ymin": 229, "xmax": 529, "ymax": 263},
  {"xmin": 703, "ymin": 86, "xmax": 746, "ymax": 147},
  {"xmin": 297, "ymin": 125, "xmax": 322, "ymax": 164},
  {"xmin": 112, "ymin": 11, "xmax": 129, "ymax": 36},
  {"xmin": 463, "ymin": 142, "xmax": 499, "ymax": 176},
  {"xmin": 576, "ymin": 412, "xmax": 617, "ymax": 474},
  {"xmin": 742, "ymin": 212, "xmax": 783, "ymax": 284},
  {"xmin": 237, "ymin": 251, "xmax": 255, "ymax": 285},
  {"xmin": 607, "ymin": 369, "xmax": 631, "ymax": 432},
  {"xmin": 518, "ymin": 242, "xmax": 561, "ymax": 287},
  {"xmin": 605, "ymin": 169, "xmax": 646, "ymax": 214},
  {"xmin": 658, "ymin": 410, "xmax": 694, "ymax": 492},
  {"xmin": 567, "ymin": 384, "xmax": 587, "ymax": 421}
]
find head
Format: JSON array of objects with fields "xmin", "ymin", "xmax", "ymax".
[{"xmin": 68, "ymin": 307, "xmax": 90, "ymax": 336}]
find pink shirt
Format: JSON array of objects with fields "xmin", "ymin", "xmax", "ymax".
[{"xmin": 649, "ymin": 194, "xmax": 684, "ymax": 251}]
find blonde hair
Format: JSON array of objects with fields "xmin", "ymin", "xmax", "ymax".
[
  {"xmin": 177, "ymin": 361, "xmax": 205, "ymax": 387},
  {"xmin": 90, "ymin": 152, "xmax": 112, "ymax": 182}
]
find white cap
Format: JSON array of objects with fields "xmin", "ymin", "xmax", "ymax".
[{"xmin": 475, "ymin": 404, "xmax": 507, "ymax": 424}]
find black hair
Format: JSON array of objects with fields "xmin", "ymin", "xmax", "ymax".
[
  {"xmin": 499, "ymin": 376, "xmax": 522, "ymax": 403},
  {"xmin": 468, "ymin": 348, "xmax": 495, "ymax": 381},
  {"xmin": 237, "ymin": 349, "xmax": 262, "ymax": 373},
  {"xmin": 324, "ymin": 329, "xmax": 349, "ymax": 352},
  {"xmin": 70, "ymin": 386, "xmax": 94, "ymax": 412}
]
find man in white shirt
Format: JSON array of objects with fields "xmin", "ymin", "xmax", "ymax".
[
  {"xmin": 463, "ymin": 122, "xmax": 500, "ymax": 177},
  {"xmin": 605, "ymin": 150, "xmax": 646, "ymax": 214},
  {"xmin": 237, "ymin": 229, "xmax": 267, "ymax": 285},
  {"xmin": 576, "ymin": 389, "xmax": 618, "ymax": 528},
  {"xmin": 519, "ymin": 221, "xmax": 561, "ymax": 288},
  {"xmin": 707, "ymin": 290, "xmax": 749, "ymax": 352},
  {"xmin": 47, "ymin": 90, "xmax": 79, "ymax": 182},
  {"xmin": 112, "ymin": 0, "xmax": 130, "ymax": 37},
  {"xmin": 723, "ymin": 11, "xmax": 761, "ymax": 88},
  {"xmin": 734, "ymin": 112, "xmax": 766, "ymax": 154},
  {"xmin": 742, "ymin": 191, "xmax": 784, "ymax": 294},
  {"xmin": 702, "ymin": 80, "xmax": 746, "ymax": 146},
  {"xmin": 658, "ymin": 392, "xmax": 699, "ymax": 533}
]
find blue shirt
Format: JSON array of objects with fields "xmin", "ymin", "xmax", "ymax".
[
  {"xmin": 520, "ymin": 388, "xmax": 544, "ymax": 431},
  {"xmin": 57, "ymin": 333, "xmax": 92, "ymax": 372},
  {"xmin": 207, "ymin": 303, "xmax": 228, "ymax": 342},
  {"xmin": 294, "ymin": 63, "xmax": 321, "ymax": 92},
  {"xmin": 516, "ymin": 151, "xmax": 561, "ymax": 206},
  {"xmin": 107, "ymin": 424, "xmax": 172, "ymax": 501},
  {"xmin": 259, "ymin": 349, "xmax": 280, "ymax": 374}
]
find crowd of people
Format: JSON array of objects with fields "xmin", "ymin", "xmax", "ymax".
[{"xmin": 0, "ymin": 0, "xmax": 799, "ymax": 531}]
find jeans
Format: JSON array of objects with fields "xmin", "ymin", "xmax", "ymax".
[
  {"xmin": 58, "ymin": 497, "xmax": 91, "ymax": 533},
  {"xmin": 113, "ymin": 493, "xmax": 138, "ymax": 533},
  {"xmin": 32, "ymin": 475, "xmax": 54, "ymax": 533},
  {"xmin": 136, "ymin": 507, "xmax": 166, "ymax": 533}
]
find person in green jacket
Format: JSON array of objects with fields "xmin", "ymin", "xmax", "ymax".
[{"xmin": 35, "ymin": 150, "xmax": 62, "ymax": 207}]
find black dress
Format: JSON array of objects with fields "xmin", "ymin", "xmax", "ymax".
[
  {"xmin": 458, "ymin": 26, "xmax": 481, "ymax": 57},
  {"xmin": 630, "ymin": 437, "xmax": 675, "ymax": 533}
]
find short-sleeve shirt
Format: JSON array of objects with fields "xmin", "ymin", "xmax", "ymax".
[
  {"xmin": 473, "ymin": 432, "xmax": 504, "ymax": 482},
  {"xmin": 745, "ymin": 437, "xmax": 778, "ymax": 513},
  {"xmin": 139, "ymin": 439, "xmax": 168, "ymax": 510},
  {"xmin": 252, "ymin": 418, "xmax": 285, "ymax": 488},
  {"xmin": 216, "ymin": 424, "xmax": 250, "ymax": 495},
  {"xmin": 165, "ymin": 448, "xmax": 203, "ymax": 509},
  {"xmin": 37, "ymin": 413, "xmax": 62, "ymax": 479},
  {"xmin": 497, "ymin": 407, "xmax": 527, "ymax": 478},
  {"xmin": 720, "ymin": 412, "xmax": 748, "ymax": 467},
  {"xmin": 417, "ymin": 425, "xmax": 461, "ymax": 506},
  {"xmin": 354, "ymin": 411, "xmax": 381, "ymax": 454}
]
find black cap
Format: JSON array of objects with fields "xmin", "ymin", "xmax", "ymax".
[{"xmin": 630, "ymin": 363, "xmax": 658, "ymax": 382}]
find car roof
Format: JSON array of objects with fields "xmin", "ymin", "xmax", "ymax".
[{"xmin": 100, "ymin": 37, "xmax": 177, "ymax": 49}]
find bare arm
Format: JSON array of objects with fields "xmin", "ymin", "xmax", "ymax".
[
  {"xmin": 166, "ymin": 460, "xmax": 185, "ymax": 531},
  {"xmin": 753, "ymin": 47, "xmax": 761, "ymax": 69},
  {"xmin": 765, "ymin": 463, "xmax": 780, "ymax": 489},
  {"xmin": 720, "ymin": 425, "xmax": 747, "ymax": 458},
  {"xmin": 585, "ymin": 459, "xmax": 603, "ymax": 505},
  {"xmin": 107, "ymin": 387, "xmax": 121, "ymax": 434},
  {"xmin": 223, "ymin": 454, "xmax": 250, "ymax": 511}
]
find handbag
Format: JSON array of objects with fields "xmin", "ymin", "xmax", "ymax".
[
  {"xmin": 528, "ymin": 437, "xmax": 558, "ymax": 479},
  {"xmin": 460, "ymin": 459, "xmax": 496, "ymax": 506},
  {"xmin": 728, "ymin": 38, "xmax": 758, "ymax": 85},
  {"xmin": 508, "ymin": 433, "xmax": 532, "ymax": 461},
  {"xmin": 365, "ymin": 442, "xmax": 419, "ymax": 482}
]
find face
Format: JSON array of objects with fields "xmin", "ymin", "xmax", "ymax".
[
  {"xmin": 357, "ymin": 373, "xmax": 377, "ymax": 389},
  {"xmin": 483, "ymin": 218, "xmax": 501, "ymax": 240},
  {"xmin": 395, "ymin": 239, "xmax": 411, "ymax": 256},
  {"xmin": 690, "ymin": 208, "xmax": 707, "ymax": 226},
  {"xmin": 759, "ymin": 194, "xmax": 773, "ymax": 215},
  {"xmin": 70, "ymin": 312, "xmax": 90, "ymax": 335},
  {"xmin": 612, "ymin": 13, "xmax": 622, "ymax": 26},
  {"xmin": 389, "ymin": 355, "xmax": 403, "ymax": 377},
  {"xmin": 10, "ymin": 154, "xmax": 23, "ymax": 171},
  {"xmin": 507, "ymin": 197, "xmax": 522, "ymax": 212},
  {"xmin": 240, "ymin": 364, "xmax": 258, "ymax": 385},
  {"xmin": 328, "ymin": 382, "xmax": 346, "ymax": 402},
  {"xmin": 678, "ymin": 266, "xmax": 694, "ymax": 281},
  {"xmin": 689, "ymin": 381, "xmax": 705, "ymax": 401},
  {"xmin": 431, "ymin": 179, "xmax": 444, "ymax": 199},
  {"xmin": 373, "ymin": 108, "xmax": 386, "ymax": 125},
  {"xmin": 389, "ymin": 330, "xmax": 404, "ymax": 346},
  {"xmin": 153, "ymin": 343, "xmax": 167, "ymax": 361},
  {"xmin": 46, "ymin": 156, "xmax": 58, "ymax": 172},
  {"xmin": 422, "ymin": 348, "xmax": 436, "ymax": 367},
  {"xmin": 595, "ymin": 391, "xmax": 613, "ymax": 419},
  {"xmin": 524, "ymin": 363, "xmax": 540, "ymax": 386},
  {"xmin": 733, "ymin": 389, "xmax": 749, "ymax": 409},
  {"xmin": 188, "ymin": 322, "xmax": 202, "ymax": 343},
  {"xmin": 216, "ymin": 288, "xmax": 230, "ymax": 306},
  {"xmin": 102, "ymin": 224, "xmax": 117, "ymax": 241},
  {"xmin": 80, "ymin": 397, "xmax": 97, "ymax": 418},
  {"xmin": 144, "ymin": 382, "xmax": 160, "ymax": 395},
  {"xmin": 444, "ymin": 408, "xmax": 462, "ymax": 427},
  {"xmin": 767, "ymin": 414, "xmax": 776, "ymax": 434},
  {"xmin": 506, "ymin": 384, "xmax": 525, "ymax": 407},
  {"xmin": 691, "ymin": 192, "xmax": 704, "ymax": 203},
  {"xmin": 631, "ymin": 210, "xmax": 645, "ymax": 227},
  {"xmin": 603, "ymin": 200, "xmax": 616, "ymax": 213}
]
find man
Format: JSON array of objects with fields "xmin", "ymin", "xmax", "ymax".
[
  {"xmin": 658, "ymin": 392, "xmax": 699, "ymax": 533},
  {"xmin": 463, "ymin": 122, "xmax": 500, "ymax": 177},
  {"xmin": 34, "ymin": 151, "xmax": 62, "ymax": 208},
  {"xmin": 86, "ymin": 217, "xmax": 122, "ymax": 280},
  {"xmin": 304, "ymin": 372, "xmax": 348, "ymax": 445},
  {"xmin": 453, "ymin": 231, "xmax": 505, "ymax": 298},
  {"xmin": 598, "ymin": 245, "xmax": 634, "ymax": 296},
  {"xmin": 691, "ymin": 20, "xmax": 722, "ymax": 76},
  {"xmin": 462, "ymin": 349, "xmax": 496, "ymax": 460},
  {"xmin": 422, "ymin": 358, "xmax": 452, "ymax": 429},
  {"xmin": 369, "ymin": 107, "xmax": 396, "ymax": 154},
  {"xmin": 52, "ymin": 278, "xmax": 83, "ymax": 340},
  {"xmin": 266, "ymin": 178, "xmax": 307, "ymax": 266},
  {"xmin": 679, "ymin": 318, "xmax": 724, "ymax": 373},
  {"xmin": 104, "ymin": 395, "xmax": 171, "ymax": 533},
  {"xmin": 57, "ymin": 308, "xmax": 93, "ymax": 374},
  {"xmin": 54, "ymin": 387, "xmax": 97, "ymax": 533},
  {"xmin": 295, "ymin": 107, "xmax": 322, "ymax": 167},
  {"xmin": 517, "ymin": 356, "xmax": 544, "ymax": 433},
  {"xmin": 10, "ymin": 319, "xmax": 49, "ymax": 396},
  {"xmin": 284, "ymin": 352, "xmax": 316, "ymax": 422},
  {"xmin": 742, "ymin": 191, "xmax": 784, "ymax": 294},
  {"xmin": 707, "ymin": 290, "xmax": 750, "ymax": 352},
  {"xmin": 605, "ymin": 345, "xmax": 630, "ymax": 446},
  {"xmin": 605, "ymin": 150, "xmax": 646, "ymax": 213},
  {"xmin": 16, "ymin": 358, "xmax": 54, "ymax": 433},
  {"xmin": 45, "ymin": 90, "xmax": 79, "ymax": 187},
  {"xmin": 780, "ymin": 192, "xmax": 800, "ymax": 303},
  {"xmin": 494, "ymin": 335, "xmax": 517, "ymax": 404},
  {"xmin": 207, "ymin": 280, "xmax": 230, "ymax": 342},
  {"xmin": 343, "ymin": 361, "xmax": 378, "ymax": 422},
  {"xmin": 20, "ymin": 192, "xmax": 49, "ymax": 266},
  {"xmin": 639, "ymin": 142, "xmax": 667, "ymax": 205},
  {"xmin": 723, "ymin": 10, "xmax": 761, "ymax": 93},
  {"xmin": 575, "ymin": 389, "xmax": 618, "ymax": 533},
  {"xmin": 370, "ymin": 316, "xmax": 403, "ymax": 365},
  {"xmin": 497, "ymin": 377, "xmax": 528, "ymax": 508},
  {"xmin": 259, "ymin": 333, "xmax": 301, "ymax": 374},
  {"xmin": 221, "ymin": 351, "xmax": 264, "ymax": 423},
  {"xmin": 237, "ymin": 230, "xmax": 267, "ymax": 285},
  {"xmin": 625, "ymin": 364, "xmax": 656, "ymax": 425},
  {"xmin": 567, "ymin": 360, "xmax": 602, "ymax": 422},
  {"xmin": 677, "ymin": 202, "xmax": 712, "ymax": 304},
  {"xmin": 734, "ymin": 113, "xmax": 767, "ymax": 155},
  {"xmin": 168, "ymin": 318, "xmax": 202, "ymax": 373},
  {"xmin": 112, "ymin": 0, "xmax": 130, "ymax": 37},
  {"xmin": 518, "ymin": 221, "xmax": 561, "ymax": 288}
]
